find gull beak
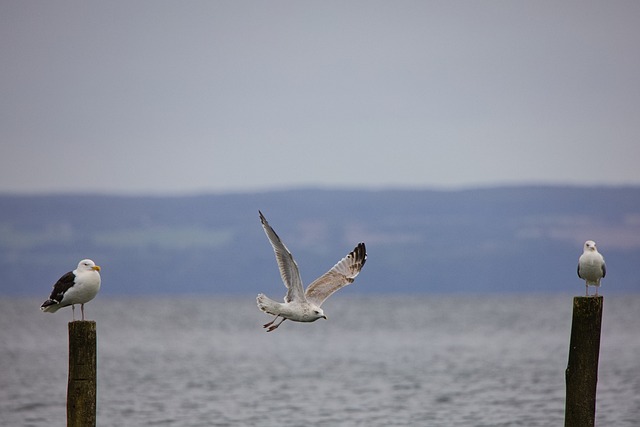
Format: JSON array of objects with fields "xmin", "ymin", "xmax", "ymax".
[{"xmin": 92, "ymin": 265, "xmax": 101, "ymax": 271}]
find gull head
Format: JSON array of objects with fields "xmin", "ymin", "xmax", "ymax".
[
  {"xmin": 77, "ymin": 259, "xmax": 101, "ymax": 272},
  {"xmin": 584, "ymin": 240, "xmax": 597, "ymax": 252},
  {"xmin": 311, "ymin": 307, "xmax": 327, "ymax": 321}
]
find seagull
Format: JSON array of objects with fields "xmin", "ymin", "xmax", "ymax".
[
  {"xmin": 256, "ymin": 211, "xmax": 367, "ymax": 332},
  {"xmin": 40, "ymin": 259, "xmax": 102, "ymax": 321},
  {"xmin": 577, "ymin": 240, "xmax": 606, "ymax": 296}
]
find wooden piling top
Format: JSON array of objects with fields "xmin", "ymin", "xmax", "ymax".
[
  {"xmin": 565, "ymin": 295, "xmax": 603, "ymax": 427},
  {"xmin": 67, "ymin": 320, "xmax": 97, "ymax": 427}
]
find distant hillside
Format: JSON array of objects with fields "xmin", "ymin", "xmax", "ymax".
[{"xmin": 1, "ymin": 186, "xmax": 639, "ymax": 296}]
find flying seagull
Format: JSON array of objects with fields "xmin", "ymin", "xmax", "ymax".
[
  {"xmin": 256, "ymin": 211, "xmax": 367, "ymax": 332},
  {"xmin": 577, "ymin": 240, "xmax": 606, "ymax": 296},
  {"xmin": 40, "ymin": 259, "xmax": 101, "ymax": 321}
]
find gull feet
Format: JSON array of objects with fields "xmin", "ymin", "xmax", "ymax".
[
  {"xmin": 264, "ymin": 317, "xmax": 286, "ymax": 332},
  {"xmin": 263, "ymin": 318, "xmax": 278, "ymax": 328}
]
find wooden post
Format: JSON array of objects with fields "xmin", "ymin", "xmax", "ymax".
[
  {"xmin": 67, "ymin": 321, "xmax": 97, "ymax": 427},
  {"xmin": 565, "ymin": 296, "xmax": 603, "ymax": 427}
]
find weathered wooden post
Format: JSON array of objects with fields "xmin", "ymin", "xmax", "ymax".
[
  {"xmin": 565, "ymin": 296, "xmax": 603, "ymax": 427},
  {"xmin": 67, "ymin": 321, "xmax": 97, "ymax": 427}
]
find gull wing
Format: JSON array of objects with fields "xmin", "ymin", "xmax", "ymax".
[
  {"xmin": 48, "ymin": 271, "xmax": 76, "ymax": 303},
  {"xmin": 305, "ymin": 242, "xmax": 367, "ymax": 307},
  {"xmin": 577, "ymin": 262, "xmax": 581, "ymax": 278},
  {"xmin": 259, "ymin": 211, "xmax": 306, "ymax": 303}
]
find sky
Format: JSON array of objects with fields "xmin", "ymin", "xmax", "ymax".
[{"xmin": 1, "ymin": 1, "xmax": 639, "ymax": 195}]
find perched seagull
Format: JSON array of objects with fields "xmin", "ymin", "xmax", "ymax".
[
  {"xmin": 256, "ymin": 211, "xmax": 367, "ymax": 332},
  {"xmin": 40, "ymin": 259, "xmax": 102, "ymax": 321},
  {"xmin": 577, "ymin": 240, "xmax": 606, "ymax": 296}
]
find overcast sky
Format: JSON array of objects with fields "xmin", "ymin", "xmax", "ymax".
[{"xmin": 1, "ymin": 1, "xmax": 639, "ymax": 194}]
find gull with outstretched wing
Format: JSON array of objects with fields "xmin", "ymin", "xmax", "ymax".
[{"xmin": 256, "ymin": 210, "xmax": 367, "ymax": 332}]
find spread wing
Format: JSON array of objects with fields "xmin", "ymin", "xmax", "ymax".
[
  {"xmin": 305, "ymin": 242, "xmax": 367, "ymax": 307},
  {"xmin": 259, "ymin": 211, "xmax": 306, "ymax": 303},
  {"xmin": 48, "ymin": 271, "xmax": 76, "ymax": 302}
]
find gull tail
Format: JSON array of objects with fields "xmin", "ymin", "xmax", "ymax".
[
  {"xmin": 256, "ymin": 293, "xmax": 280, "ymax": 316},
  {"xmin": 40, "ymin": 299, "xmax": 61, "ymax": 313}
]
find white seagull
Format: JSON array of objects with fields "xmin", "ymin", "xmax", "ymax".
[
  {"xmin": 40, "ymin": 259, "xmax": 102, "ymax": 320},
  {"xmin": 256, "ymin": 211, "xmax": 367, "ymax": 332},
  {"xmin": 577, "ymin": 240, "xmax": 606, "ymax": 296}
]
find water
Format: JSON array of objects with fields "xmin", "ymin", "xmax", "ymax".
[{"xmin": 1, "ymin": 294, "xmax": 639, "ymax": 426}]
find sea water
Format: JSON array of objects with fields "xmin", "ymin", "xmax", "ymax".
[{"xmin": 1, "ymin": 294, "xmax": 639, "ymax": 426}]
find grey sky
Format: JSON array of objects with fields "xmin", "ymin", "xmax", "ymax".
[{"xmin": 1, "ymin": 1, "xmax": 639, "ymax": 194}]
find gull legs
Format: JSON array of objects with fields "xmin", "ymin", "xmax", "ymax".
[
  {"xmin": 263, "ymin": 315, "xmax": 286, "ymax": 332},
  {"xmin": 585, "ymin": 284, "xmax": 600, "ymax": 297},
  {"xmin": 70, "ymin": 303, "xmax": 87, "ymax": 321}
]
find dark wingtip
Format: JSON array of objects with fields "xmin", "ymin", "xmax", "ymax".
[
  {"xmin": 354, "ymin": 242, "xmax": 367, "ymax": 266},
  {"xmin": 40, "ymin": 299, "xmax": 57, "ymax": 309}
]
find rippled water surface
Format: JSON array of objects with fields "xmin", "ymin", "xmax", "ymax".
[{"xmin": 2, "ymin": 295, "xmax": 639, "ymax": 426}]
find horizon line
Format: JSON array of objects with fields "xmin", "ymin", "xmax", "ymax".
[{"xmin": 2, "ymin": 181, "xmax": 640, "ymax": 198}]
